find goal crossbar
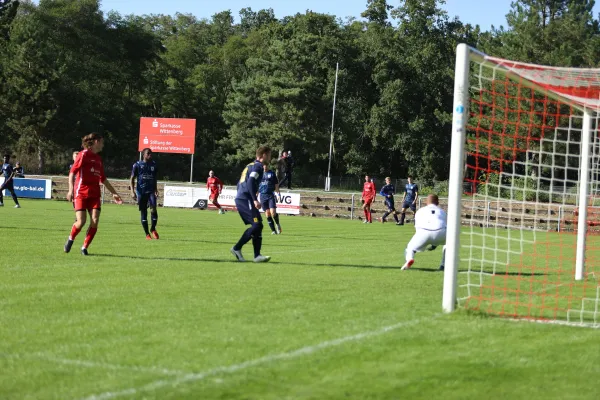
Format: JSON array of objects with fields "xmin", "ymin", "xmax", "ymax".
[{"xmin": 468, "ymin": 47, "xmax": 600, "ymax": 112}]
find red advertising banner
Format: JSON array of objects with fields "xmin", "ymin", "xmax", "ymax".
[{"xmin": 138, "ymin": 117, "xmax": 196, "ymax": 154}]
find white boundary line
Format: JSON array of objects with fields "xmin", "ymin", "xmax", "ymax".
[
  {"xmin": 81, "ymin": 315, "xmax": 440, "ymax": 400},
  {"xmin": 2, "ymin": 352, "xmax": 191, "ymax": 376}
]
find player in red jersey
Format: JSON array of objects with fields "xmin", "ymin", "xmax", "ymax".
[
  {"xmin": 362, "ymin": 175, "xmax": 376, "ymax": 223},
  {"xmin": 64, "ymin": 133, "xmax": 123, "ymax": 255},
  {"xmin": 206, "ymin": 170, "xmax": 224, "ymax": 214}
]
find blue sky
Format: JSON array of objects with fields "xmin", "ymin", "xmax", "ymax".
[{"xmin": 98, "ymin": 0, "xmax": 600, "ymax": 31}]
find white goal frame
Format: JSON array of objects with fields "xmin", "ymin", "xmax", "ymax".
[{"xmin": 442, "ymin": 44, "xmax": 595, "ymax": 313}]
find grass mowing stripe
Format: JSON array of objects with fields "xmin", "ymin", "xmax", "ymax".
[{"xmin": 81, "ymin": 315, "xmax": 441, "ymax": 400}]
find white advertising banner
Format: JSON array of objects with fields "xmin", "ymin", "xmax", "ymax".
[{"xmin": 163, "ymin": 186, "xmax": 301, "ymax": 214}]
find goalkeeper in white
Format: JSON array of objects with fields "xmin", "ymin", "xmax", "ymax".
[{"xmin": 401, "ymin": 194, "xmax": 447, "ymax": 271}]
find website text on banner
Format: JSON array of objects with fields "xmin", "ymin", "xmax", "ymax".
[
  {"xmin": 163, "ymin": 186, "xmax": 301, "ymax": 215},
  {"xmin": 138, "ymin": 117, "xmax": 196, "ymax": 154},
  {"xmin": 0, "ymin": 177, "xmax": 52, "ymax": 199}
]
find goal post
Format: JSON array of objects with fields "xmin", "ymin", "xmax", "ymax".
[
  {"xmin": 443, "ymin": 43, "xmax": 470, "ymax": 313},
  {"xmin": 443, "ymin": 44, "xmax": 600, "ymax": 327}
]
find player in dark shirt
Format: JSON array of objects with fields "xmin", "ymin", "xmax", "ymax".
[
  {"xmin": 259, "ymin": 163, "xmax": 282, "ymax": 235},
  {"xmin": 378, "ymin": 177, "xmax": 400, "ymax": 224},
  {"xmin": 0, "ymin": 154, "xmax": 20, "ymax": 208},
  {"xmin": 130, "ymin": 148, "xmax": 159, "ymax": 239},
  {"xmin": 230, "ymin": 146, "xmax": 272, "ymax": 263},
  {"xmin": 68, "ymin": 150, "xmax": 79, "ymax": 173},
  {"xmin": 13, "ymin": 162, "xmax": 24, "ymax": 178},
  {"xmin": 399, "ymin": 176, "xmax": 419, "ymax": 225}
]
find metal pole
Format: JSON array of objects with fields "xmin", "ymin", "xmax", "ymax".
[
  {"xmin": 139, "ymin": 151, "xmax": 142, "ymax": 161},
  {"xmin": 350, "ymin": 193, "xmax": 354, "ymax": 220},
  {"xmin": 443, "ymin": 43, "xmax": 470, "ymax": 313},
  {"xmin": 190, "ymin": 154, "xmax": 194, "ymax": 183},
  {"xmin": 575, "ymin": 111, "xmax": 593, "ymax": 281},
  {"xmin": 326, "ymin": 62, "xmax": 339, "ymax": 192}
]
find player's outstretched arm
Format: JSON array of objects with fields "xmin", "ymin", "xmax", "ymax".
[{"xmin": 103, "ymin": 179, "xmax": 123, "ymax": 204}]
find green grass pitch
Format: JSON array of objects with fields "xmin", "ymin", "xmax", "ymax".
[{"xmin": 1, "ymin": 200, "xmax": 599, "ymax": 399}]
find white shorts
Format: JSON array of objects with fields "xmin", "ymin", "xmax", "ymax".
[{"xmin": 405, "ymin": 228, "xmax": 446, "ymax": 261}]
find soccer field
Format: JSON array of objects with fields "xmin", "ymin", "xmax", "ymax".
[{"xmin": 1, "ymin": 200, "xmax": 599, "ymax": 400}]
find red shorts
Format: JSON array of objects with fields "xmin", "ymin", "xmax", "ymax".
[
  {"xmin": 74, "ymin": 197, "xmax": 102, "ymax": 211},
  {"xmin": 363, "ymin": 197, "xmax": 374, "ymax": 206},
  {"xmin": 209, "ymin": 192, "xmax": 219, "ymax": 201}
]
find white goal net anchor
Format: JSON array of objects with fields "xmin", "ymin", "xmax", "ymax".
[{"xmin": 443, "ymin": 44, "xmax": 600, "ymax": 327}]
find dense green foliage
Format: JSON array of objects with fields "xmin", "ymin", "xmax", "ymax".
[{"xmin": 0, "ymin": 0, "xmax": 598, "ymax": 184}]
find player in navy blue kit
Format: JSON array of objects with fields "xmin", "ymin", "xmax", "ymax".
[
  {"xmin": 378, "ymin": 177, "xmax": 400, "ymax": 224},
  {"xmin": 230, "ymin": 146, "xmax": 272, "ymax": 263},
  {"xmin": 260, "ymin": 163, "xmax": 282, "ymax": 235},
  {"xmin": 399, "ymin": 176, "xmax": 419, "ymax": 225},
  {"xmin": 0, "ymin": 154, "xmax": 21, "ymax": 208},
  {"xmin": 130, "ymin": 148, "xmax": 159, "ymax": 239}
]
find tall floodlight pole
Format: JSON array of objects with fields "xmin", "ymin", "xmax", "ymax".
[{"xmin": 326, "ymin": 62, "xmax": 339, "ymax": 192}]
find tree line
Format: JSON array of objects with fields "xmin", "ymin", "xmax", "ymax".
[{"xmin": 0, "ymin": 0, "xmax": 598, "ymax": 186}]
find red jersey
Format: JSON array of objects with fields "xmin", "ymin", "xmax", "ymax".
[
  {"xmin": 363, "ymin": 181, "xmax": 376, "ymax": 199},
  {"xmin": 207, "ymin": 176, "xmax": 223, "ymax": 194},
  {"xmin": 71, "ymin": 149, "xmax": 106, "ymax": 199}
]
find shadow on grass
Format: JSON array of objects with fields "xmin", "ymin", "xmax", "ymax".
[
  {"xmin": 91, "ymin": 253, "xmax": 403, "ymax": 270},
  {"xmin": 159, "ymin": 238, "xmax": 309, "ymax": 248},
  {"xmin": 410, "ymin": 267, "xmax": 547, "ymax": 276},
  {"xmin": 292, "ymin": 233, "xmax": 399, "ymax": 243},
  {"xmin": 1, "ymin": 225, "xmax": 65, "ymax": 232}
]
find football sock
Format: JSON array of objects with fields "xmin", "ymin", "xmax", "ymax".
[
  {"xmin": 252, "ymin": 234, "xmax": 263, "ymax": 258},
  {"xmin": 83, "ymin": 227, "xmax": 98, "ymax": 249},
  {"xmin": 400, "ymin": 212, "xmax": 406, "ymax": 224},
  {"xmin": 273, "ymin": 213, "xmax": 280, "ymax": 226},
  {"xmin": 368, "ymin": 210, "xmax": 373, "ymax": 223},
  {"xmin": 363, "ymin": 209, "xmax": 369, "ymax": 220},
  {"xmin": 267, "ymin": 216, "xmax": 276, "ymax": 232},
  {"xmin": 69, "ymin": 224, "xmax": 82, "ymax": 241},
  {"xmin": 393, "ymin": 213, "xmax": 399, "ymax": 223},
  {"xmin": 382, "ymin": 210, "xmax": 391, "ymax": 220},
  {"xmin": 141, "ymin": 209, "xmax": 150, "ymax": 235},
  {"xmin": 235, "ymin": 225, "xmax": 256, "ymax": 250},
  {"xmin": 150, "ymin": 211, "xmax": 158, "ymax": 231}
]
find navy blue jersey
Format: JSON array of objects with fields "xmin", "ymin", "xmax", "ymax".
[
  {"xmin": 2, "ymin": 163, "xmax": 13, "ymax": 179},
  {"xmin": 380, "ymin": 184, "xmax": 395, "ymax": 199},
  {"xmin": 405, "ymin": 183, "xmax": 419, "ymax": 202},
  {"xmin": 237, "ymin": 160, "xmax": 264, "ymax": 202},
  {"xmin": 131, "ymin": 160, "xmax": 158, "ymax": 194},
  {"xmin": 259, "ymin": 169, "xmax": 278, "ymax": 199}
]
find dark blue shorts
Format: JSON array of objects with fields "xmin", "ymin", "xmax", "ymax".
[
  {"xmin": 384, "ymin": 198, "xmax": 395, "ymax": 211},
  {"xmin": 1, "ymin": 180, "xmax": 14, "ymax": 191},
  {"xmin": 261, "ymin": 197, "xmax": 277, "ymax": 211},
  {"xmin": 402, "ymin": 200, "xmax": 416, "ymax": 212},
  {"xmin": 137, "ymin": 191, "xmax": 157, "ymax": 211},
  {"xmin": 235, "ymin": 198, "xmax": 262, "ymax": 225}
]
